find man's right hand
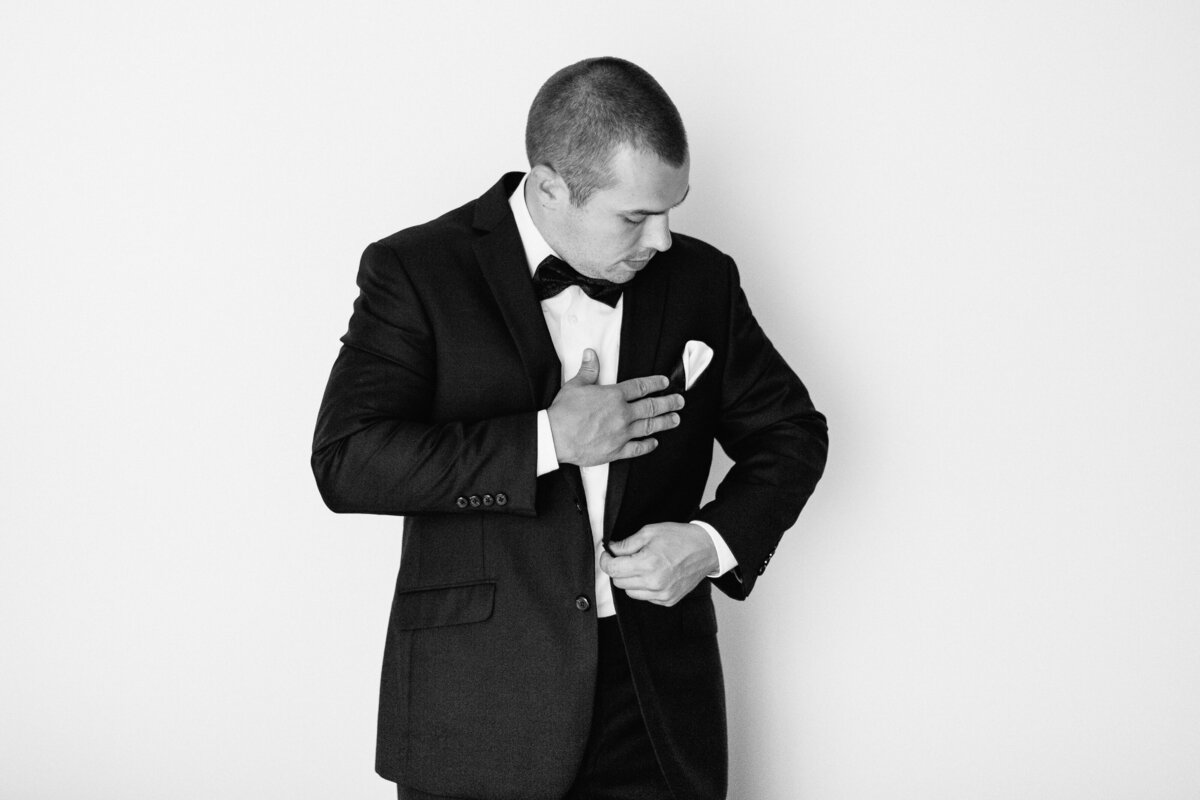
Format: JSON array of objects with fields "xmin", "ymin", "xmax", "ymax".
[{"xmin": 547, "ymin": 349, "xmax": 684, "ymax": 467}]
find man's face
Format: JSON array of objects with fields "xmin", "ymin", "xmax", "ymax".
[{"xmin": 551, "ymin": 145, "xmax": 691, "ymax": 284}]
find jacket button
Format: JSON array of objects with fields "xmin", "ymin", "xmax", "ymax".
[
  {"xmin": 469, "ymin": 495, "xmax": 482, "ymax": 508},
  {"xmin": 575, "ymin": 595, "xmax": 591, "ymax": 612},
  {"xmin": 495, "ymin": 493, "xmax": 508, "ymax": 506},
  {"xmin": 455, "ymin": 496, "xmax": 468, "ymax": 509},
  {"xmin": 482, "ymin": 494, "xmax": 494, "ymax": 507}
]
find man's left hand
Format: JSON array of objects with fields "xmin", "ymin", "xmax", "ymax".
[{"xmin": 599, "ymin": 523, "xmax": 718, "ymax": 607}]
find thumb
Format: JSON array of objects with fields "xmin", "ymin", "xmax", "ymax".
[
  {"xmin": 569, "ymin": 349, "xmax": 600, "ymax": 385},
  {"xmin": 608, "ymin": 528, "xmax": 651, "ymax": 556}
]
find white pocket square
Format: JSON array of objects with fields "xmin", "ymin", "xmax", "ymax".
[{"xmin": 682, "ymin": 340, "xmax": 713, "ymax": 390}]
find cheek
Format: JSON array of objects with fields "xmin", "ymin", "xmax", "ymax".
[
  {"xmin": 581, "ymin": 227, "xmax": 627, "ymax": 259},
  {"xmin": 607, "ymin": 224, "xmax": 640, "ymax": 253}
]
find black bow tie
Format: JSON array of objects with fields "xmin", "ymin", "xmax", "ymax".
[{"xmin": 532, "ymin": 255, "xmax": 624, "ymax": 308}]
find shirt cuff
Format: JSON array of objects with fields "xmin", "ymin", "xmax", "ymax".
[
  {"xmin": 535, "ymin": 409, "xmax": 560, "ymax": 477},
  {"xmin": 691, "ymin": 520, "xmax": 738, "ymax": 577}
]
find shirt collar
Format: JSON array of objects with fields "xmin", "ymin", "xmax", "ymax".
[{"xmin": 508, "ymin": 172, "xmax": 559, "ymax": 278}]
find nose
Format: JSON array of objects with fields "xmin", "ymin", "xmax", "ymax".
[{"xmin": 641, "ymin": 214, "xmax": 672, "ymax": 253}]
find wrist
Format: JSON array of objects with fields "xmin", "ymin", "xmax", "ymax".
[
  {"xmin": 545, "ymin": 406, "xmax": 573, "ymax": 465},
  {"xmin": 690, "ymin": 520, "xmax": 736, "ymax": 577}
]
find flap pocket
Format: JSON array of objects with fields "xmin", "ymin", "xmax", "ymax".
[{"xmin": 392, "ymin": 579, "xmax": 496, "ymax": 631}]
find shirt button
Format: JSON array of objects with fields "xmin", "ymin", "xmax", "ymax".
[
  {"xmin": 455, "ymin": 496, "xmax": 468, "ymax": 509},
  {"xmin": 495, "ymin": 493, "xmax": 508, "ymax": 506},
  {"xmin": 469, "ymin": 495, "xmax": 482, "ymax": 508},
  {"xmin": 575, "ymin": 595, "xmax": 591, "ymax": 612},
  {"xmin": 567, "ymin": 313, "xmax": 578, "ymax": 324}
]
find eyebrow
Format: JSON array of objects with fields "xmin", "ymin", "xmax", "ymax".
[{"xmin": 625, "ymin": 185, "xmax": 690, "ymax": 216}]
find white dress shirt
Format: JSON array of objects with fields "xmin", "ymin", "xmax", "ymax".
[{"xmin": 508, "ymin": 175, "xmax": 736, "ymax": 617}]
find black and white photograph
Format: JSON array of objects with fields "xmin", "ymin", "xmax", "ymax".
[{"xmin": 3, "ymin": 3, "xmax": 1198, "ymax": 799}]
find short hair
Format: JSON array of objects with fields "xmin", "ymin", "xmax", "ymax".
[{"xmin": 525, "ymin": 57, "xmax": 688, "ymax": 206}]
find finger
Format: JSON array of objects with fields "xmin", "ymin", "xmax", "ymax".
[
  {"xmin": 597, "ymin": 548, "xmax": 640, "ymax": 572},
  {"xmin": 608, "ymin": 528, "xmax": 652, "ymax": 556},
  {"xmin": 634, "ymin": 411, "xmax": 680, "ymax": 439},
  {"xmin": 628, "ymin": 393, "xmax": 684, "ymax": 421},
  {"xmin": 610, "ymin": 437, "xmax": 657, "ymax": 461},
  {"xmin": 611, "ymin": 574, "xmax": 655, "ymax": 592},
  {"xmin": 623, "ymin": 588, "xmax": 678, "ymax": 606},
  {"xmin": 609, "ymin": 557, "xmax": 663, "ymax": 587},
  {"xmin": 616, "ymin": 374, "xmax": 669, "ymax": 402},
  {"xmin": 601, "ymin": 555, "xmax": 637, "ymax": 580}
]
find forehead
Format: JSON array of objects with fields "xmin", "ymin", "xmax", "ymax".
[{"xmin": 597, "ymin": 145, "xmax": 690, "ymax": 212}]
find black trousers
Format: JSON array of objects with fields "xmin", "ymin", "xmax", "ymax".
[
  {"xmin": 396, "ymin": 616, "xmax": 673, "ymax": 800},
  {"xmin": 563, "ymin": 615, "xmax": 674, "ymax": 799}
]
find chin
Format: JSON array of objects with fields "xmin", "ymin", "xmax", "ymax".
[
  {"xmin": 611, "ymin": 257, "xmax": 653, "ymax": 281},
  {"xmin": 602, "ymin": 264, "xmax": 643, "ymax": 283}
]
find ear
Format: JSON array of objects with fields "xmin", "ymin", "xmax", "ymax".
[{"xmin": 529, "ymin": 163, "xmax": 569, "ymax": 208}]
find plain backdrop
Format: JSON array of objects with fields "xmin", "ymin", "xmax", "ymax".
[{"xmin": 3, "ymin": 2, "xmax": 1198, "ymax": 799}]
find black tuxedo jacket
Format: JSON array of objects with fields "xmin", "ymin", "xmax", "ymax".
[{"xmin": 312, "ymin": 173, "xmax": 827, "ymax": 800}]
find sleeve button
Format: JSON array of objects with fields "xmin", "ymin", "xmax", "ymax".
[
  {"xmin": 482, "ymin": 494, "xmax": 494, "ymax": 507},
  {"xmin": 469, "ymin": 495, "xmax": 482, "ymax": 508},
  {"xmin": 495, "ymin": 493, "xmax": 508, "ymax": 506},
  {"xmin": 455, "ymin": 496, "xmax": 468, "ymax": 509}
]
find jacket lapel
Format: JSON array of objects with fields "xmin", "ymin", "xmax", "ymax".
[
  {"xmin": 472, "ymin": 174, "xmax": 561, "ymax": 409},
  {"xmin": 472, "ymin": 175, "xmax": 587, "ymax": 509},
  {"xmin": 603, "ymin": 259, "xmax": 670, "ymax": 543}
]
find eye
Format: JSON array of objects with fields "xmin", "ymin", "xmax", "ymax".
[{"xmin": 623, "ymin": 216, "xmax": 646, "ymax": 226}]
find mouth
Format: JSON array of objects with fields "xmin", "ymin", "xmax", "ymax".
[{"xmin": 623, "ymin": 253, "xmax": 655, "ymax": 269}]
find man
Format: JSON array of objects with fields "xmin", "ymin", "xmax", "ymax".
[{"xmin": 312, "ymin": 57, "xmax": 827, "ymax": 800}]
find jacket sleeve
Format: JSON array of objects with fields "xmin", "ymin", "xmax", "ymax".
[
  {"xmin": 311, "ymin": 242, "xmax": 540, "ymax": 517},
  {"xmin": 696, "ymin": 256, "xmax": 828, "ymax": 599}
]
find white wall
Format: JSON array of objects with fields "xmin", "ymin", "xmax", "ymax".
[{"xmin": 3, "ymin": 2, "xmax": 1198, "ymax": 798}]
